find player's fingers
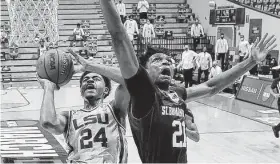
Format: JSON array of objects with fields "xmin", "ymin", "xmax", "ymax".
[
  {"xmin": 267, "ymin": 44, "xmax": 277, "ymax": 52},
  {"xmin": 265, "ymin": 38, "xmax": 276, "ymax": 49},
  {"xmin": 253, "ymin": 37, "xmax": 259, "ymax": 47},
  {"xmin": 68, "ymin": 49, "xmax": 85, "ymax": 64},
  {"xmin": 263, "ymin": 35, "xmax": 275, "ymax": 47},
  {"xmin": 257, "ymin": 33, "xmax": 268, "ymax": 47}
]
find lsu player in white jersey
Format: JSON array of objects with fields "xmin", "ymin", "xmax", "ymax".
[{"xmin": 38, "ymin": 63, "xmax": 130, "ymax": 163}]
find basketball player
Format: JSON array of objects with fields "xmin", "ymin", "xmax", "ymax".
[
  {"xmin": 99, "ymin": 0, "xmax": 277, "ymax": 163},
  {"xmin": 270, "ymin": 77, "xmax": 280, "ymax": 138},
  {"xmin": 38, "ymin": 65, "xmax": 129, "ymax": 163}
]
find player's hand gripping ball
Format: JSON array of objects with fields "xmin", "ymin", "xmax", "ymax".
[{"xmin": 36, "ymin": 49, "xmax": 74, "ymax": 87}]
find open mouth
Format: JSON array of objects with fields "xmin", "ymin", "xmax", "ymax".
[
  {"xmin": 86, "ymin": 84, "xmax": 96, "ymax": 90},
  {"xmin": 161, "ymin": 68, "xmax": 171, "ymax": 76}
]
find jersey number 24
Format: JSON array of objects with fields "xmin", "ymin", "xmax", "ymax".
[{"xmin": 80, "ymin": 128, "xmax": 108, "ymax": 149}]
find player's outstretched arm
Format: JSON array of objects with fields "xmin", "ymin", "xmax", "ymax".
[
  {"xmin": 38, "ymin": 77, "xmax": 68, "ymax": 135},
  {"xmin": 99, "ymin": 0, "xmax": 139, "ymax": 79},
  {"xmin": 68, "ymin": 49, "xmax": 125, "ymax": 86},
  {"xmin": 186, "ymin": 33, "xmax": 277, "ymax": 102}
]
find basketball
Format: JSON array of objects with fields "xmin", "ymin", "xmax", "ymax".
[{"xmin": 36, "ymin": 49, "xmax": 74, "ymax": 86}]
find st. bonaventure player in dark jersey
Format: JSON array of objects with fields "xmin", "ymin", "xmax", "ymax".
[{"xmin": 98, "ymin": 0, "xmax": 277, "ymax": 163}]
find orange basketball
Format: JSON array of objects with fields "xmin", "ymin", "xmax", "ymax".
[{"xmin": 36, "ymin": 49, "xmax": 74, "ymax": 87}]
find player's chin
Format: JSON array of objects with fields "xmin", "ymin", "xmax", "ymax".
[{"xmin": 157, "ymin": 75, "xmax": 172, "ymax": 83}]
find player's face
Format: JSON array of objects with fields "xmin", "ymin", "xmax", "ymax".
[
  {"xmin": 80, "ymin": 73, "xmax": 108, "ymax": 100},
  {"xmin": 147, "ymin": 53, "xmax": 174, "ymax": 85}
]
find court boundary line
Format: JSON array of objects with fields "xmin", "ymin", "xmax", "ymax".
[{"xmin": 194, "ymin": 100, "xmax": 274, "ymax": 127}]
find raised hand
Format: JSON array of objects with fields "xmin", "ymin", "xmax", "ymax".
[
  {"xmin": 36, "ymin": 74, "xmax": 59, "ymax": 90},
  {"xmin": 67, "ymin": 48, "xmax": 89, "ymax": 73},
  {"xmin": 251, "ymin": 33, "xmax": 277, "ymax": 63}
]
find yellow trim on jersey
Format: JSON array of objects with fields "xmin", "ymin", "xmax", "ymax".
[{"xmin": 107, "ymin": 103, "xmax": 126, "ymax": 131}]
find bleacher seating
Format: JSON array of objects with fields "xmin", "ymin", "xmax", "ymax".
[{"xmin": 1, "ymin": 0, "xmax": 215, "ymax": 88}]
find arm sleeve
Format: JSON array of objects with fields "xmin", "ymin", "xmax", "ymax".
[
  {"xmin": 215, "ymin": 40, "xmax": 219, "ymax": 53},
  {"xmin": 124, "ymin": 66, "xmax": 156, "ymax": 118}
]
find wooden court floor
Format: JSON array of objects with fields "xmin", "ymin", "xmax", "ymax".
[{"xmin": 1, "ymin": 84, "xmax": 280, "ymax": 163}]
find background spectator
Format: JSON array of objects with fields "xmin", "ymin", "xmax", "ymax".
[
  {"xmin": 1, "ymin": 28, "xmax": 8, "ymax": 48},
  {"xmin": 124, "ymin": 15, "xmax": 139, "ymax": 42},
  {"xmin": 209, "ymin": 60, "xmax": 222, "ymax": 79},
  {"xmin": 215, "ymin": 33, "xmax": 228, "ymax": 71},
  {"xmin": 190, "ymin": 19, "xmax": 204, "ymax": 51},
  {"xmin": 38, "ymin": 39, "xmax": 47, "ymax": 57},
  {"xmin": 238, "ymin": 35, "xmax": 250, "ymax": 62},
  {"xmin": 116, "ymin": 0, "xmax": 126, "ymax": 23},
  {"xmin": 197, "ymin": 46, "xmax": 212, "ymax": 84},
  {"xmin": 142, "ymin": 19, "xmax": 155, "ymax": 44},
  {"xmin": 73, "ymin": 23, "xmax": 85, "ymax": 41},
  {"xmin": 137, "ymin": 0, "xmax": 149, "ymax": 19},
  {"xmin": 178, "ymin": 45, "xmax": 198, "ymax": 88}
]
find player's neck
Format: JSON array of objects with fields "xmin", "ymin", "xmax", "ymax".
[
  {"xmin": 84, "ymin": 98, "xmax": 102, "ymax": 111},
  {"xmin": 156, "ymin": 82, "xmax": 170, "ymax": 91}
]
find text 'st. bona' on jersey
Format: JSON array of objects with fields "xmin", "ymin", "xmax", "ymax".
[
  {"xmin": 125, "ymin": 66, "xmax": 194, "ymax": 163},
  {"xmin": 65, "ymin": 103, "xmax": 127, "ymax": 163}
]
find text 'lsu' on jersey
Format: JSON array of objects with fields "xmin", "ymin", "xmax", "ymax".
[{"xmin": 65, "ymin": 103, "xmax": 127, "ymax": 163}]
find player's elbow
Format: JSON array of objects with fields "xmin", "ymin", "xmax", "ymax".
[
  {"xmin": 40, "ymin": 120, "xmax": 63, "ymax": 135},
  {"xmin": 193, "ymin": 133, "xmax": 200, "ymax": 142}
]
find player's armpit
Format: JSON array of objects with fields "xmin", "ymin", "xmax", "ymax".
[
  {"xmin": 113, "ymin": 85, "xmax": 130, "ymax": 118},
  {"xmin": 185, "ymin": 83, "xmax": 213, "ymax": 103},
  {"xmin": 125, "ymin": 66, "xmax": 156, "ymax": 119}
]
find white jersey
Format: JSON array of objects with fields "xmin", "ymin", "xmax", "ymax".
[{"xmin": 65, "ymin": 103, "xmax": 127, "ymax": 163}]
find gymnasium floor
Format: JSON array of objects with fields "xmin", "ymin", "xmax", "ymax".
[{"xmin": 1, "ymin": 83, "xmax": 280, "ymax": 163}]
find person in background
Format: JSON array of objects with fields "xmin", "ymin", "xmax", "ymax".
[
  {"xmin": 238, "ymin": 35, "xmax": 250, "ymax": 62},
  {"xmin": 137, "ymin": 0, "xmax": 149, "ymax": 19},
  {"xmin": 215, "ymin": 33, "xmax": 228, "ymax": 71},
  {"xmin": 197, "ymin": 46, "xmax": 212, "ymax": 84},
  {"xmin": 190, "ymin": 19, "xmax": 204, "ymax": 51},
  {"xmin": 38, "ymin": 39, "xmax": 47, "ymax": 56},
  {"xmin": 73, "ymin": 23, "xmax": 85, "ymax": 41},
  {"xmin": 124, "ymin": 15, "xmax": 139, "ymax": 42},
  {"xmin": 142, "ymin": 19, "xmax": 155, "ymax": 44},
  {"xmin": 209, "ymin": 60, "xmax": 222, "ymax": 79},
  {"xmin": 270, "ymin": 77, "xmax": 280, "ymax": 138},
  {"xmin": 116, "ymin": 0, "xmax": 126, "ymax": 23},
  {"xmin": 177, "ymin": 45, "xmax": 198, "ymax": 88}
]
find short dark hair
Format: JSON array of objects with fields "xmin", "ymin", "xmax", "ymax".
[
  {"xmin": 77, "ymin": 23, "xmax": 81, "ymax": 26},
  {"xmin": 138, "ymin": 45, "xmax": 170, "ymax": 67},
  {"xmin": 79, "ymin": 71, "xmax": 111, "ymax": 98},
  {"xmin": 221, "ymin": 33, "xmax": 224, "ymax": 35}
]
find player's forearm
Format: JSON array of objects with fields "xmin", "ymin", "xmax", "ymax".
[
  {"xmin": 206, "ymin": 56, "xmax": 257, "ymax": 95},
  {"xmin": 84, "ymin": 63, "xmax": 125, "ymax": 86},
  {"xmin": 186, "ymin": 128, "xmax": 200, "ymax": 142},
  {"xmin": 100, "ymin": 0, "xmax": 139, "ymax": 79},
  {"xmin": 40, "ymin": 86, "xmax": 62, "ymax": 133}
]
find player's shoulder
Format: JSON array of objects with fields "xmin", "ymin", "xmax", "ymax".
[{"xmin": 170, "ymin": 85, "xmax": 187, "ymax": 101}]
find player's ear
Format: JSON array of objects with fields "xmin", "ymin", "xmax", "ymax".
[{"xmin": 104, "ymin": 87, "xmax": 109, "ymax": 96}]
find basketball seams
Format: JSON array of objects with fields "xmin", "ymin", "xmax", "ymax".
[
  {"xmin": 56, "ymin": 49, "xmax": 60, "ymax": 84},
  {"xmin": 43, "ymin": 53, "xmax": 53, "ymax": 82}
]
